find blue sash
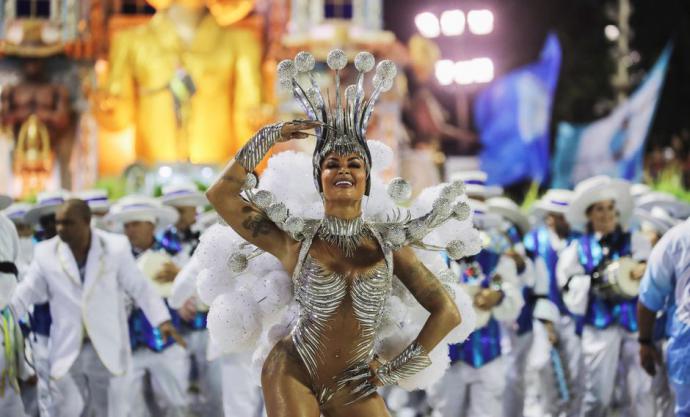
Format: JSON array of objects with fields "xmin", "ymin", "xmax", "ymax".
[
  {"xmin": 447, "ymin": 249, "xmax": 503, "ymax": 368},
  {"xmin": 129, "ymin": 302, "xmax": 181, "ymax": 352},
  {"xmin": 577, "ymin": 232, "xmax": 637, "ymax": 332}
]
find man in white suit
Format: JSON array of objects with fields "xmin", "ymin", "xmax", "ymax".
[{"xmin": 12, "ymin": 199, "xmax": 183, "ymax": 417}]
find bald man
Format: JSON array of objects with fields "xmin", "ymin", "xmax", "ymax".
[{"xmin": 12, "ymin": 200, "xmax": 183, "ymax": 417}]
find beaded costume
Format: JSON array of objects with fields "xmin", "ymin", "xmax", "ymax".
[{"xmin": 198, "ymin": 50, "xmax": 481, "ymax": 406}]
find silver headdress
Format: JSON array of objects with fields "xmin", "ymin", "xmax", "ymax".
[{"xmin": 277, "ymin": 49, "xmax": 397, "ymax": 195}]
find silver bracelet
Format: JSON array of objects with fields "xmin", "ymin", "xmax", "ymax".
[
  {"xmin": 376, "ymin": 341, "xmax": 432, "ymax": 386},
  {"xmin": 235, "ymin": 122, "xmax": 284, "ymax": 173}
]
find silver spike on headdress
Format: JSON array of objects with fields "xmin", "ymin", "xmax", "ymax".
[{"xmin": 277, "ymin": 50, "xmax": 397, "ymax": 195}]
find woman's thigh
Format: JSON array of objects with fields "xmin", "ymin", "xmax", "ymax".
[
  {"xmin": 262, "ymin": 339, "xmax": 320, "ymax": 417},
  {"xmin": 323, "ymin": 393, "xmax": 391, "ymax": 417}
]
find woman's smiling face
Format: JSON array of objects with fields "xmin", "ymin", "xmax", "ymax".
[{"xmin": 320, "ymin": 152, "xmax": 368, "ymax": 204}]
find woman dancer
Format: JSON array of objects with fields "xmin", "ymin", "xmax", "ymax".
[{"xmin": 206, "ymin": 50, "xmax": 478, "ymax": 417}]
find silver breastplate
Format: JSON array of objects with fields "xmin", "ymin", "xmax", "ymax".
[{"xmin": 291, "ymin": 226, "xmax": 393, "ymax": 404}]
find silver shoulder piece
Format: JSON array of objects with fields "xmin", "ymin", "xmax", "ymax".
[{"xmin": 372, "ymin": 179, "xmax": 473, "ymax": 259}]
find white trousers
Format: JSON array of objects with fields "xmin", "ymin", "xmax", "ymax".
[
  {"xmin": 537, "ymin": 315, "xmax": 584, "ymax": 417},
  {"xmin": 184, "ymin": 330, "xmax": 224, "ymax": 416},
  {"xmin": 49, "ymin": 343, "xmax": 128, "ymax": 417},
  {"xmin": 222, "ymin": 352, "xmax": 263, "ymax": 417},
  {"xmin": 31, "ymin": 335, "xmax": 52, "ymax": 417},
  {"xmin": 428, "ymin": 357, "xmax": 506, "ymax": 417},
  {"xmin": 503, "ymin": 330, "xmax": 534, "ymax": 417},
  {"xmin": 582, "ymin": 326, "xmax": 655, "ymax": 417},
  {"xmin": 126, "ymin": 345, "xmax": 189, "ymax": 417},
  {"xmin": 0, "ymin": 386, "xmax": 27, "ymax": 417}
]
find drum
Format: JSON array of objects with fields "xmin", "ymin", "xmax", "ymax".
[
  {"xmin": 596, "ymin": 257, "xmax": 640, "ymax": 300},
  {"xmin": 461, "ymin": 283, "xmax": 492, "ymax": 328},
  {"xmin": 136, "ymin": 250, "xmax": 174, "ymax": 298}
]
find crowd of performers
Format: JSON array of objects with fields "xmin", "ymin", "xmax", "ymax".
[{"xmin": 0, "ymin": 169, "xmax": 688, "ymax": 417}]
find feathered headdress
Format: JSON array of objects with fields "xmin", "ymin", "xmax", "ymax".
[{"xmin": 277, "ymin": 49, "xmax": 397, "ymax": 196}]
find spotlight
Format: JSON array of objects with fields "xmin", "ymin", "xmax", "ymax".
[
  {"xmin": 468, "ymin": 9, "xmax": 494, "ymax": 35},
  {"xmin": 440, "ymin": 9, "xmax": 465, "ymax": 36},
  {"xmin": 435, "ymin": 59, "xmax": 455, "ymax": 86},
  {"xmin": 604, "ymin": 24, "xmax": 620, "ymax": 41},
  {"xmin": 415, "ymin": 12, "xmax": 441, "ymax": 38},
  {"xmin": 471, "ymin": 58, "xmax": 494, "ymax": 83}
]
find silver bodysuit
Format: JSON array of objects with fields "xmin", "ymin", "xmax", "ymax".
[{"xmin": 291, "ymin": 224, "xmax": 393, "ymax": 405}]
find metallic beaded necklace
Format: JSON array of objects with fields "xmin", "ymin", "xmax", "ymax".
[{"xmin": 318, "ymin": 215, "xmax": 369, "ymax": 257}]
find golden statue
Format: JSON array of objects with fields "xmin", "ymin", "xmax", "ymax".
[
  {"xmin": 94, "ymin": 0, "xmax": 264, "ymax": 166},
  {"xmin": 14, "ymin": 115, "xmax": 52, "ymax": 196}
]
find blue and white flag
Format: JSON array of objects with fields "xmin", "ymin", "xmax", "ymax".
[
  {"xmin": 474, "ymin": 33, "xmax": 562, "ymax": 186},
  {"xmin": 551, "ymin": 44, "xmax": 672, "ymax": 189}
]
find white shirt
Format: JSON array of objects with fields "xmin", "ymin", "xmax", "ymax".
[{"xmin": 12, "ymin": 229, "xmax": 170, "ymax": 378}]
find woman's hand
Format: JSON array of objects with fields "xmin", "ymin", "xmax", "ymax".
[{"xmin": 279, "ymin": 120, "xmax": 321, "ymax": 142}]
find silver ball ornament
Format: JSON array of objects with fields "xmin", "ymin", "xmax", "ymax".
[
  {"xmin": 375, "ymin": 59, "xmax": 397, "ymax": 80},
  {"xmin": 252, "ymin": 190, "xmax": 274, "ymax": 209},
  {"xmin": 294, "ymin": 51, "xmax": 315, "ymax": 72},
  {"xmin": 433, "ymin": 197, "xmax": 453, "ymax": 218},
  {"xmin": 326, "ymin": 49, "xmax": 347, "ymax": 70},
  {"xmin": 387, "ymin": 177, "xmax": 412, "ymax": 203},
  {"xmin": 227, "ymin": 252, "xmax": 248, "ymax": 273},
  {"xmin": 284, "ymin": 216, "xmax": 305, "ymax": 235},
  {"xmin": 372, "ymin": 74, "xmax": 394, "ymax": 92},
  {"xmin": 266, "ymin": 202, "xmax": 288, "ymax": 224},
  {"xmin": 354, "ymin": 51, "xmax": 375, "ymax": 72},
  {"xmin": 446, "ymin": 240, "xmax": 466, "ymax": 260},
  {"xmin": 452, "ymin": 202, "xmax": 471, "ymax": 221}
]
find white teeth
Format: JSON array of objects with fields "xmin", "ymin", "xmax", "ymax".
[{"xmin": 335, "ymin": 180, "xmax": 353, "ymax": 187}]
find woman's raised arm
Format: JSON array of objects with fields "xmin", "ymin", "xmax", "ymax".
[{"xmin": 206, "ymin": 120, "xmax": 319, "ymax": 261}]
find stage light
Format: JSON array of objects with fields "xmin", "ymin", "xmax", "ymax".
[
  {"xmin": 454, "ymin": 60, "xmax": 474, "ymax": 85},
  {"xmin": 415, "ymin": 12, "xmax": 441, "ymax": 38},
  {"xmin": 604, "ymin": 24, "xmax": 620, "ymax": 41},
  {"xmin": 471, "ymin": 58, "xmax": 494, "ymax": 83},
  {"xmin": 435, "ymin": 59, "xmax": 455, "ymax": 85},
  {"xmin": 440, "ymin": 9, "xmax": 465, "ymax": 36},
  {"xmin": 467, "ymin": 10, "xmax": 494, "ymax": 35},
  {"xmin": 158, "ymin": 165, "xmax": 172, "ymax": 178}
]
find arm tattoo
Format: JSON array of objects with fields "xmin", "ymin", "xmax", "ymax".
[{"xmin": 241, "ymin": 207, "xmax": 273, "ymax": 238}]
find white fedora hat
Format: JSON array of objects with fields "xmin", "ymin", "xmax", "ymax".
[
  {"xmin": 636, "ymin": 192, "xmax": 690, "ymax": 220},
  {"xmin": 566, "ymin": 176, "xmax": 633, "ymax": 231},
  {"xmin": 2, "ymin": 202, "xmax": 33, "ymax": 224},
  {"xmin": 630, "ymin": 183, "xmax": 651, "ymax": 203},
  {"xmin": 24, "ymin": 190, "xmax": 70, "ymax": 225},
  {"xmin": 160, "ymin": 183, "xmax": 207, "ymax": 208},
  {"xmin": 469, "ymin": 199, "xmax": 502, "ymax": 230},
  {"xmin": 487, "ymin": 196, "xmax": 530, "ymax": 235},
  {"xmin": 532, "ymin": 189, "xmax": 574, "ymax": 218},
  {"xmin": 75, "ymin": 189, "xmax": 111, "ymax": 214},
  {"xmin": 633, "ymin": 207, "xmax": 679, "ymax": 235},
  {"xmin": 0, "ymin": 194, "xmax": 11, "ymax": 210},
  {"xmin": 191, "ymin": 210, "xmax": 219, "ymax": 233},
  {"xmin": 105, "ymin": 195, "xmax": 179, "ymax": 231},
  {"xmin": 450, "ymin": 171, "xmax": 503, "ymax": 200}
]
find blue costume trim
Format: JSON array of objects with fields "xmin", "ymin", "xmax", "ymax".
[{"xmin": 577, "ymin": 230, "xmax": 638, "ymax": 332}]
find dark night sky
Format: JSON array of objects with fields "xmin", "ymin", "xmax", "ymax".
[{"xmin": 383, "ymin": 0, "xmax": 690, "ymax": 150}]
